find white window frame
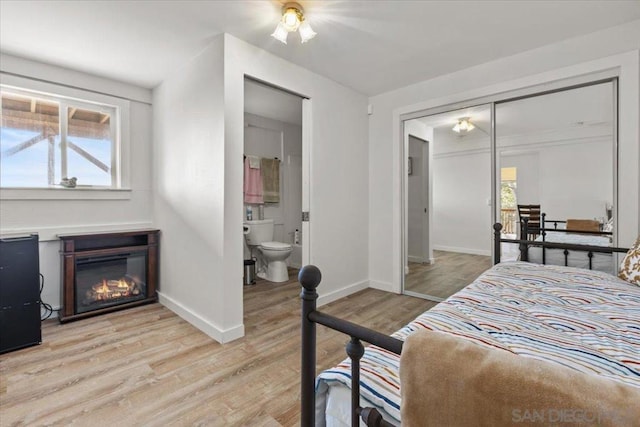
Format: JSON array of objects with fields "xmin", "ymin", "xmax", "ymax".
[{"xmin": 0, "ymin": 74, "xmax": 131, "ymax": 200}]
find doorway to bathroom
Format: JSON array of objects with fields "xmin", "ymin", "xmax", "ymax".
[{"xmin": 242, "ymin": 77, "xmax": 307, "ymax": 311}]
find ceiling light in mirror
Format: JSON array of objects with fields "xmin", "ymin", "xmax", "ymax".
[{"xmin": 452, "ymin": 118, "xmax": 475, "ymax": 133}]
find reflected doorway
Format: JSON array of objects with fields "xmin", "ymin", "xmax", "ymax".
[{"xmin": 403, "ymin": 104, "xmax": 492, "ymax": 301}]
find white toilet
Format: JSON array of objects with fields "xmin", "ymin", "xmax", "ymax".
[{"xmin": 243, "ymin": 219, "xmax": 292, "ymax": 283}]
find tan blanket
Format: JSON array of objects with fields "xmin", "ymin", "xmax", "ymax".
[{"xmin": 400, "ymin": 330, "xmax": 640, "ymax": 427}]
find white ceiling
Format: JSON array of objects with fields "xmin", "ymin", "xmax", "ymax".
[
  {"xmin": 2, "ymin": 1, "xmax": 640, "ymax": 96},
  {"xmin": 413, "ymin": 81, "xmax": 613, "ymax": 140}
]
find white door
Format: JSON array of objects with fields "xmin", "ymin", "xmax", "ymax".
[
  {"xmin": 407, "ymin": 135, "xmax": 429, "ymax": 263},
  {"xmin": 302, "ymin": 98, "xmax": 312, "ymax": 266}
]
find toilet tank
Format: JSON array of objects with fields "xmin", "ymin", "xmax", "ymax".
[{"xmin": 244, "ymin": 219, "xmax": 274, "ymax": 245}]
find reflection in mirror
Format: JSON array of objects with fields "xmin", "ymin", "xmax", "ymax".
[
  {"xmin": 403, "ymin": 104, "xmax": 492, "ymax": 301},
  {"xmin": 497, "ymin": 81, "xmax": 616, "ymax": 273}
]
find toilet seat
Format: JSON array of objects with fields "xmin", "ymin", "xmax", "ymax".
[{"xmin": 261, "ymin": 241, "xmax": 291, "ymax": 251}]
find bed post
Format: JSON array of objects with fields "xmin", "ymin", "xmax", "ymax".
[
  {"xmin": 520, "ymin": 218, "xmax": 530, "ymax": 261},
  {"xmin": 493, "ymin": 223, "xmax": 502, "ymax": 264},
  {"xmin": 300, "ymin": 265, "xmax": 322, "ymax": 427},
  {"xmin": 346, "ymin": 337, "xmax": 365, "ymax": 427},
  {"xmin": 541, "ymin": 212, "xmax": 547, "ymax": 264}
]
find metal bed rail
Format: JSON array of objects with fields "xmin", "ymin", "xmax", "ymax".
[
  {"xmin": 300, "ymin": 265, "xmax": 401, "ymax": 427},
  {"xmin": 301, "ymin": 224, "xmax": 630, "ymax": 427},
  {"xmin": 494, "ymin": 222, "xmax": 628, "ymax": 269}
]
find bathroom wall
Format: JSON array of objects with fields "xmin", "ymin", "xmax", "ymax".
[{"xmin": 243, "ymin": 112, "xmax": 302, "ymax": 262}]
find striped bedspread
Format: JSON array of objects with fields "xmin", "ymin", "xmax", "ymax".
[{"xmin": 315, "ymin": 261, "xmax": 640, "ymax": 424}]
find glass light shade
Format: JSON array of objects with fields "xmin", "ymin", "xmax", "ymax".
[
  {"xmin": 298, "ymin": 21, "xmax": 317, "ymax": 43},
  {"xmin": 453, "ymin": 118, "xmax": 474, "ymax": 133},
  {"xmin": 271, "ymin": 22, "xmax": 289, "ymax": 44},
  {"xmin": 282, "ymin": 8, "xmax": 301, "ymax": 31}
]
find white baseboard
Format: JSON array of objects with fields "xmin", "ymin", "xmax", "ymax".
[
  {"xmin": 317, "ymin": 279, "xmax": 369, "ymax": 307},
  {"xmin": 368, "ymin": 280, "xmax": 395, "ymax": 293},
  {"xmin": 433, "ymin": 245, "xmax": 491, "ymax": 257},
  {"xmin": 157, "ymin": 291, "xmax": 244, "ymax": 344}
]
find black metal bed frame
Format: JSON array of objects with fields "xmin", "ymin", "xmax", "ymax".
[
  {"xmin": 300, "ymin": 222, "xmax": 630, "ymax": 427},
  {"xmin": 497, "ymin": 218, "xmax": 624, "ymax": 269},
  {"xmin": 300, "ymin": 265, "xmax": 401, "ymax": 427}
]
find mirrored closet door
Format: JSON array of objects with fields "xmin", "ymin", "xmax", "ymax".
[
  {"xmin": 402, "ymin": 79, "xmax": 618, "ymax": 301},
  {"xmin": 403, "ymin": 104, "xmax": 492, "ymax": 301},
  {"xmin": 496, "ymin": 81, "xmax": 617, "ymax": 272}
]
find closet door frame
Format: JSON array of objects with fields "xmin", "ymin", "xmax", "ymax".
[{"xmin": 399, "ymin": 74, "xmax": 619, "ymax": 299}]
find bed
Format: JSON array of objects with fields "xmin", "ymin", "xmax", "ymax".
[
  {"xmin": 300, "ymin": 224, "xmax": 639, "ymax": 427},
  {"xmin": 519, "ymin": 214, "xmax": 616, "ymax": 274}
]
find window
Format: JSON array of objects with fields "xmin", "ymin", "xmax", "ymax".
[
  {"xmin": 500, "ymin": 167, "xmax": 518, "ymax": 236},
  {"xmin": 1, "ymin": 87, "xmax": 119, "ymax": 189}
]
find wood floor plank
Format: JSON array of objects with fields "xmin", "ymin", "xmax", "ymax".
[
  {"xmin": 0, "ymin": 269, "xmax": 435, "ymax": 426},
  {"xmin": 405, "ymin": 250, "xmax": 492, "ymax": 298}
]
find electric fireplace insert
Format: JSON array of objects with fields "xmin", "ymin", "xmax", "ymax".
[{"xmin": 59, "ymin": 229, "xmax": 159, "ymax": 322}]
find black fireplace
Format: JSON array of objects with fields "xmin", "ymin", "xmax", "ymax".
[{"xmin": 59, "ymin": 230, "xmax": 159, "ymax": 322}]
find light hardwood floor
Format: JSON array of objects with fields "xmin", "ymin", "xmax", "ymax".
[
  {"xmin": 0, "ymin": 269, "xmax": 435, "ymax": 426},
  {"xmin": 405, "ymin": 250, "xmax": 492, "ymax": 299}
]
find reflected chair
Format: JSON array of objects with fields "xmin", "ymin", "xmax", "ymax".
[{"xmin": 517, "ymin": 204, "xmax": 541, "ymax": 240}]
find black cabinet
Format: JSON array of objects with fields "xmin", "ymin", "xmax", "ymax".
[{"xmin": 0, "ymin": 234, "xmax": 41, "ymax": 354}]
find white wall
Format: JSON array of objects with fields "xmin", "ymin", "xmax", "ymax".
[
  {"xmin": 500, "ymin": 136, "xmax": 613, "ymax": 222},
  {"xmin": 368, "ymin": 20, "xmax": 640, "ymax": 293},
  {"xmin": 538, "ymin": 139, "xmax": 612, "ymax": 220},
  {"xmin": 432, "ymin": 153, "xmax": 492, "ymax": 256},
  {"xmin": 0, "ymin": 54, "xmax": 153, "ymax": 312},
  {"xmin": 152, "ymin": 37, "xmax": 239, "ymax": 342},
  {"xmin": 153, "ymin": 34, "xmax": 368, "ymax": 343},
  {"xmin": 428, "ymin": 128, "xmax": 492, "ymax": 256},
  {"xmin": 225, "ymin": 34, "xmax": 370, "ymax": 308}
]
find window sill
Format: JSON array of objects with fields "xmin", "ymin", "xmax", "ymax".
[{"xmin": 0, "ymin": 187, "xmax": 133, "ymax": 200}]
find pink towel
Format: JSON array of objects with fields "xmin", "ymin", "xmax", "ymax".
[{"xmin": 244, "ymin": 157, "xmax": 263, "ymax": 203}]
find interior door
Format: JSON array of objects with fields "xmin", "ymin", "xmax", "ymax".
[
  {"xmin": 302, "ymin": 98, "xmax": 312, "ymax": 265},
  {"xmin": 407, "ymin": 135, "xmax": 429, "ymax": 264}
]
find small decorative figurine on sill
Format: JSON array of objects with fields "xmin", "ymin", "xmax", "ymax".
[{"xmin": 60, "ymin": 177, "xmax": 77, "ymax": 188}]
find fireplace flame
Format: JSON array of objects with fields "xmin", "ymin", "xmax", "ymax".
[{"xmin": 84, "ymin": 277, "xmax": 142, "ymax": 304}]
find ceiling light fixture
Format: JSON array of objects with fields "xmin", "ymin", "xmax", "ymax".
[
  {"xmin": 271, "ymin": 2, "xmax": 316, "ymax": 44},
  {"xmin": 452, "ymin": 117, "xmax": 475, "ymax": 133}
]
